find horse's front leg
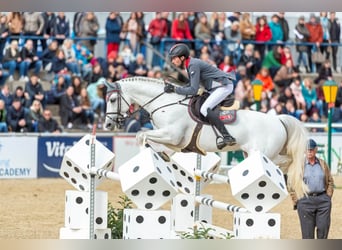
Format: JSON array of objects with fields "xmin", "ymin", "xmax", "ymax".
[{"xmin": 136, "ymin": 127, "xmax": 183, "ymax": 148}]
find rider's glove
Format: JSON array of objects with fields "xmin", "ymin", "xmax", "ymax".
[{"xmin": 164, "ymin": 83, "xmax": 175, "ymax": 93}]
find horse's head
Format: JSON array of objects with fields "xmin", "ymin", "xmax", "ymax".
[{"xmin": 102, "ymin": 78, "xmax": 131, "ymax": 130}]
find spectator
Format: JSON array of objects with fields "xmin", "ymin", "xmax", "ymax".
[
  {"xmin": 184, "ymin": 12, "xmax": 199, "ymax": 46},
  {"xmin": 61, "ymin": 38, "xmax": 80, "ymax": 76},
  {"xmin": 20, "ymin": 39, "xmax": 43, "ymax": 81},
  {"xmin": 273, "ymin": 59, "xmax": 299, "ymax": 93},
  {"xmin": 319, "ymin": 12, "xmax": 330, "ymax": 61},
  {"xmin": 6, "ymin": 98, "xmax": 31, "ymax": 132},
  {"xmin": 119, "ymin": 44, "xmax": 135, "ymax": 68},
  {"xmin": 268, "ymin": 14, "xmax": 283, "ymax": 50},
  {"xmin": 51, "ymin": 49, "xmax": 72, "ymax": 86},
  {"xmin": 254, "ymin": 15, "xmax": 272, "ymax": 61},
  {"xmin": 262, "ymin": 44, "xmax": 282, "ymax": 78},
  {"xmin": 0, "ymin": 99, "xmax": 8, "ymax": 132},
  {"xmin": 2, "ymin": 40, "xmax": 21, "ymax": 82},
  {"xmin": 194, "ymin": 13, "xmax": 212, "ymax": 57},
  {"xmin": 278, "ymin": 86, "xmax": 298, "ymax": 110},
  {"xmin": 294, "ymin": 16, "xmax": 310, "ymax": 73},
  {"xmin": 40, "ymin": 39, "xmax": 58, "ymax": 72},
  {"xmin": 171, "ymin": 12, "xmax": 193, "ymax": 41},
  {"xmin": 24, "ymin": 74, "xmax": 46, "ymax": 108},
  {"xmin": 27, "ymin": 99, "xmax": 43, "ymax": 132},
  {"xmin": 302, "ymin": 77, "xmax": 324, "ymax": 117},
  {"xmin": 11, "ymin": 85, "xmax": 30, "ymax": 109},
  {"xmin": 38, "ymin": 108, "xmax": 62, "ymax": 133},
  {"xmin": 328, "ymin": 12, "xmax": 340, "ymax": 73},
  {"xmin": 105, "ymin": 12, "xmax": 123, "ymax": 58},
  {"xmin": 314, "ymin": 59, "xmax": 333, "ymax": 85},
  {"xmin": 0, "ymin": 14, "xmax": 10, "ymax": 62},
  {"xmin": 124, "ymin": 112, "xmax": 141, "ymax": 133},
  {"xmin": 54, "ymin": 12, "xmax": 70, "ymax": 46},
  {"xmin": 79, "ymin": 12, "xmax": 99, "ymax": 53},
  {"xmin": 72, "ymin": 12, "xmax": 85, "ymax": 39},
  {"xmin": 78, "ymin": 87, "xmax": 95, "ymax": 129},
  {"xmin": 41, "ymin": 12, "xmax": 56, "ymax": 51},
  {"xmin": 332, "ymin": 105, "xmax": 342, "ymax": 132},
  {"xmin": 0, "ymin": 84, "xmax": 13, "ymax": 109},
  {"xmin": 6, "ymin": 12, "xmax": 23, "ymax": 43},
  {"xmin": 335, "ymin": 80, "xmax": 342, "ymax": 107},
  {"xmin": 227, "ymin": 12, "xmax": 241, "ymax": 24},
  {"xmin": 128, "ymin": 53, "xmax": 148, "ymax": 77},
  {"xmin": 121, "ymin": 12, "xmax": 143, "ymax": 55},
  {"xmin": 147, "ymin": 12, "xmax": 168, "ymax": 67},
  {"xmin": 86, "ymin": 77, "xmax": 105, "ymax": 121},
  {"xmin": 139, "ymin": 107, "xmax": 153, "ymax": 130},
  {"xmin": 308, "ymin": 111, "xmax": 324, "ymax": 132},
  {"xmin": 290, "ymin": 78, "xmax": 306, "ymax": 111},
  {"xmin": 267, "ymin": 102, "xmax": 284, "ymax": 116},
  {"xmin": 233, "ymin": 77, "xmax": 254, "ymax": 109},
  {"xmin": 22, "ymin": 12, "xmax": 45, "ymax": 52},
  {"xmin": 282, "ymin": 99, "xmax": 302, "ymax": 119},
  {"xmin": 136, "ymin": 12, "xmax": 147, "ymax": 57},
  {"xmin": 59, "ymin": 85, "xmax": 88, "ymax": 129},
  {"xmin": 290, "ymin": 139, "xmax": 334, "ymax": 239},
  {"xmin": 254, "ymin": 67, "xmax": 275, "ymax": 96},
  {"xmin": 280, "ymin": 46, "xmax": 294, "ymax": 66},
  {"xmin": 73, "ymin": 41, "xmax": 93, "ymax": 78},
  {"xmin": 0, "ymin": 62, "xmax": 10, "ymax": 87},
  {"xmin": 224, "ymin": 21, "xmax": 242, "ymax": 64},
  {"xmin": 239, "ymin": 12, "xmax": 256, "ymax": 42},
  {"xmin": 46, "ymin": 75, "xmax": 67, "ymax": 104},
  {"xmin": 238, "ymin": 43, "xmax": 259, "ymax": 80},
  {"xmin": 306, "ymin": 13, "xmax": 323, "ymax": 73},
  {"xmin": 219, "ymin": 55, "xmax": 236, "ymax": 73},
  {"xmin": 277, "ymin": 12, "xmax": 290, "ymax": 42},
  {"xmin": 71, "ymin": 75, "xmax": 83, "ymax": 98}
]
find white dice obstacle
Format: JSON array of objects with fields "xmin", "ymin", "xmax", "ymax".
[{"xmin": 59, "ymin": 132, "xmax": 288, "ymax": 239}]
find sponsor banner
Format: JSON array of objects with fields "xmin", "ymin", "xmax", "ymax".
[
  {"xmin": 0, "ymin": 137, "xmax": 38, "ymax": 179},
  {"xmin": 37, "ymin": 135, "xmax": 113, "ymax": 178}
]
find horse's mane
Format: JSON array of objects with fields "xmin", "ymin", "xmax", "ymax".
[{"xmin": 118, "ymin": 77, "xmax": 165, "ymax": 86}]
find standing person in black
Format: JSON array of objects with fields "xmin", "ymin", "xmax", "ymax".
[
  {"xmin": 41, "ymin": 12, "xmax": 56, "ymax": 51},
  {"xmin": 277, "ymin": 12, "xmax": 289, "ymax": 42},
  {"xmin": 328, "ymin": 12, "xmax": 341, "ymax": 73},
  {"xmin": 290, "ymin": 139, "xmax": 334, "ymax": 239}
]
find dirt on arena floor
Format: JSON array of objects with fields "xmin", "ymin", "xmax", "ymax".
[{"xmin": 0, "ymin": 175, "xmax": 341, "ymax": 239}]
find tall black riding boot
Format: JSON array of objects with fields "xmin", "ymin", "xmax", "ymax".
[{"xmin": 206, "ymin": 108, "xmax": 236, "ymax": 149}]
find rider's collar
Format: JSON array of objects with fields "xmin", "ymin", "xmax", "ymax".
[{"xmin": 184, "ymin": 57, "xmax": 191, "ymax": 68}]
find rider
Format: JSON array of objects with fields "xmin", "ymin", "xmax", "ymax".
[{"xmin": 164, "ymin": 43, "xmax": 236, "ymax": 149}]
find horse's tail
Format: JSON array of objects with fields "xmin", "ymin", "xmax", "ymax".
[{"xmin": 278, "ymin": 114, "xmax": 309, "ymax": 199}]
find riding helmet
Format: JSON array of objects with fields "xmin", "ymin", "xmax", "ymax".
[{"xmin": 168, "ymin": 43, "xmax": 190, "ymax": 59}]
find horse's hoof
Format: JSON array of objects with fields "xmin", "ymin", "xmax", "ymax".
[
  {"xmin": 145, "ymin": 143, "xmax": 151, "ymax": 148},
  {"xmin": 158, "ymin": 152, "xmax": 170, "ymax": 162}
]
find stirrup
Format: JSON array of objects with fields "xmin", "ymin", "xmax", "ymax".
[{"xmin": 216, "ymin": 136, "xmax": 236, "ymax": 149}]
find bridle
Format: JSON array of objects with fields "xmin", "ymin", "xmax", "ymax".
[{"xmin": 105, "ymin": 81, "xmax": 190, "ymax": 129}]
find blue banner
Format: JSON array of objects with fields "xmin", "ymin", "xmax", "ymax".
[{"xmin": 37, "ymin": 136, "xmax": 113, "ymax": 178}]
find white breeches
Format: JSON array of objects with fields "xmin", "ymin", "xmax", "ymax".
[{"xmin": 200, "ymin": 83, "xmax": 234, "ymax": 117}]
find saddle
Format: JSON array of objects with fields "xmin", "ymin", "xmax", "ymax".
[
  {"xmin": 181, "ymin": 92, "xmax": 240, "ymax": 155},
  {"xmin": 188, "ymin": 92, "xmax": 240, "ymax": 125}
]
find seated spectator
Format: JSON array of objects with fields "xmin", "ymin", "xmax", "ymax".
[
  {"xmin": 332, "ymin": 105, "xmax": 342, "ymax": 132},
  {"xmin": 19, "ymin": 39, "xmax": 42, "ymax": 82},
  {"xmin": 259, "ymin": 91, "xmax": 270, "ymax": 113},
  {"xmin": 139, "ymin": 108, "xmax": 153, "ymax": 130},
  {"xmin": 299, "ymin": 112, "xmax": 309, "ymax": 123},
  {"xmin": 38, "ymin": 108, "xmax": 63, "ymax": 133},
  {"xmin": 308, "ymin": 111, "xmax": 324, "ymax": 132},
  {"xmin": 40, "ymin": 40, "xmax": 59, "ymax": 72},
  {"xmin": 71, "ymin": 75, "xmax": 83, "ymax": 98},
  {"xmin": 0, "ymin": 84, "xmax": 13, "ymax": 109},
  {"xmin": 0, "ymin": 62, "xmax": 10, "ymax": 87},
  {"xmin": 262, "ymin": 44, "xmax": 282, "ymax": 78},
  {"xmin": 124, "ymin": 112, "xmax": 141, "ymax": 133},
  {"xmin": 0, "ymin": 99, "xmax": 8, "ymax": 132},
  {"xmin": 51, "ymin": 49, "xmax": 72, "ymax": 86},
  {"xmin": 11, "ymin": 86, "xmax": 30, "ymax": 110},
  {"xmin": 6, "ymin": 98, "xmax": 31, "ymax": 132},
  {"xmin": 254, "ymin": 67, "xmax": 275, "ymax": 97},
  {"xmin": 79, "ymin": 87, "xmax": 95, "ymax": 129},
  {"xmin": 2, "ymin": 40, "xmax": 21, "ymax": 82},
  {"xmin": 27, "ymin": 99, "xmax": 43, "ymax": 132},
  {"xmin": 86, "ymin": 77, "xmax": 105, "ymax": 121},
  {"xmin": 273, "ymin": 59, "xmax": 300, "ymax": 93},
  {"xmin": 128, "ymin": 53, "xmax": 148, "ymax": 77},
  {"xmin": 267, "ymin": 103, "xmax": 284, "ymax": 116},
  {"xmin": 290, "ymin": 78, "xmax": 306, "ymax": 111},
  {"xmin": 278, "ymin": 86, "xmax": 298, "ymax": 110},
  {"xmin": 280, "ymin": 46, "xmax": 294, "ymax": 65},
  {"xmin": 238, "ymin": 44, "xmax": 259, "ymax": 80},
  {"xmin": 24, "ymin": 74, "xmax": 46, "ymax": 108},
  {"xmin": 59, "ymin": 85, "xmax": 88, "ymax": 129},
  {"xmin": 234, "ymin": 77, "xmax": 254, "ymax": 109},
  {"xmin": 219, "ymin": 55, "xmax": 236, "ymax": 73},
  {"xmin": 73, "ymin": 41, "xmax": 93, "ymax": 79},
  {"xmin": 119, "ymin": 44, "xmax": 135, "ymax": 68},
  {"xmin": 314, "ymin": 59, "xmax": 333, "ymax": 84},
  {"xmin": 302, "ymin": 77, "xmax": 324, "ymax": 117},
  {"xmin": 282, "ymin": 99, "xmax": 303, "ymax": 119},
  {"xmin": 61, "ymin": 38, "xmax": 80, "ymax": 76},
  {"xmin": 46, "ymin": 75, "xmax": 67, "ymax": 104},
  {"xmin": 84, "ymin": 62, "xmax": 104, "ymax": 86}
]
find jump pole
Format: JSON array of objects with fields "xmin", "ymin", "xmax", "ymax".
[
  {"xmin": 90, "ymin": 168, "xmax": 120, "ymax": 182},
  {"xmin": 89, "ymin": 125, "xmax": 97, "ymax": 239},
  {"xmin": 195, "ymin": 196, "xmax": 248, "ymax": 213},
  {"xmin": 194, "ymin": 169, "xmax": 230, "ymax": 184}
]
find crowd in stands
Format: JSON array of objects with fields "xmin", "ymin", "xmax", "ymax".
[{"xmin": 0, "ymin": 11, "xmax": 341, "ymax": 133}]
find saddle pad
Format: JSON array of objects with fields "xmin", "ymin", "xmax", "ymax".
[{"xmin": 219, "ymin": 110, "xmax": 237, "ymax": 124}]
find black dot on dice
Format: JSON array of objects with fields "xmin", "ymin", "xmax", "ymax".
[
  {"xmin": 268, "ymin": 219, "xmax": 276, "ymax": 227},
  {"xmin": 153, "ymin": 153, "xmax": 159, "ymax": 160},
  {"xmin": 136, "ymin": 215, "xmax": 144, "ymax": 223},
  {"xmin": 85, "ymin": 208, "xmax": 88, "ymax": 214},
  {"xmin": 149, "ymin": 177, "xmax": 157, "ymax": 184},
  {"xmin": 94, "ymin": 234, "xmax": 97, "ymax": 239},
  {"xmin": 74, "ymin": 167, "xmax": 80, "ymax": 173},
  {"xmin": 276, "ymin": 169, "xmax": 282, "ymax": 176},
  {"xmin": 147, "ymin": 190, "xmax": 155, "ymax": 196},
  {"xmin": 162, "ymin": 190, "xmax": 171, "ymax": 197},
  {"xmin": 66, "ymin": 161, "xmax": 72, "ymax": 167},
  {"xmin": 76, "ymin": 197, "xmax": 83, "ymax": 204},
  {"xmin": 131, "ymin": 189, "xmax": 139, "ymax": 196},
  {"xmin": 71, "ymin": 178, "xmax": 77, "ymax": 184},
  {"xmin": 258, "ymin": 181, "xmax": 267, "ymax": 187},
  {"xmin": 262, "ymin": 156, "xmax": 268, "ymax": 163},
  {"xmin": 181, "ymin": 200, "xmax": 188, "ymax": 207},
  {"xmin": 176, "ymin": 181, "xmax": 182, "ymax": 187},
  {"xmin": 255, "ymin": 206, "xmax": 263, "ymax": 212},
  {"xmin": 170, "ymin": 180, "xmax": 175, "ymax": 187},
  {"xmin": 79, "ymin": 185, "xmax": 85, "ymax": 191},
  {"xmin": 279, "ymin": 182, "xmax": 285, "ymax": 189},
  {"xmin": 257, "ymin": 193, "xmax": 265, "ymax": 200},
  {"xmin": 188, "ymin": 176, "xmax": 194, "ymax": 182},
  {"xmin": 172, "ymin": 164, "xmax": 178, "ymax": 170},
  {"xmin": 242, "ymin": 169, "xmax": 249, "ymax": 176},
  {"xmin": 180, "ymin": 170, "xmax": 186, "ymax": 176},
  {"xmin": 241, "ymin": 193, "xmax": 249, "ymax": 199},
  {"xmin": 85, "ymin": 139, "xmax": 90, "ymax": 145},
  {"xmin": 133, "ymin": 166, "xmax": 139, "ymax": 173},
  {"xmin": 166, "ymin": 166, "xmax": 172, "ymax": 173},
  {"xmin": 96, "ymin": 217, "xmax": 103, "ymax": 225},
  {"xmin": 104, "ymin": 233, "xmax": 109, "ymax": 239},
  {"xmin": 272, "ymin": 193, "xmax": 280, "ymax": 199},
  {"xmin": 158, "ymin": 216, "xmax": 166, "ymax": 224},
  {"xmin": 63, "ymin": 172, "xmax": 69, "ymax": 178},
  {"xmin": 246, "ymin": 219, "xmax": 254, "ymax": 226},
  {"xmin": 156, "ymin": 167, "xmax": 162, "ymax": 174},
  {"xmin": 266, "ymin": 170, "xmax": 271, "ymax": 177},
  {"xmin": 184, "ymin": 187, "xmax": 190, "ymax": 193},
  {"xmin": 82, "ymin": 173, "xmax": 88, "ymax": 179},
  {"xmin": 145, "ymin": 203, "xmax": 153, "ymax": 209}
]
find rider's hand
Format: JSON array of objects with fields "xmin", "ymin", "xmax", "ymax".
[{"xmin": 164, "ymin": 83, "xmax": 175, "ymax": 93}]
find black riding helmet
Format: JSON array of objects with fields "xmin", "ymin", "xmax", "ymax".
[{"xmin": 168, "ymin": 43, "xmax": 190, "ymax": 59}]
